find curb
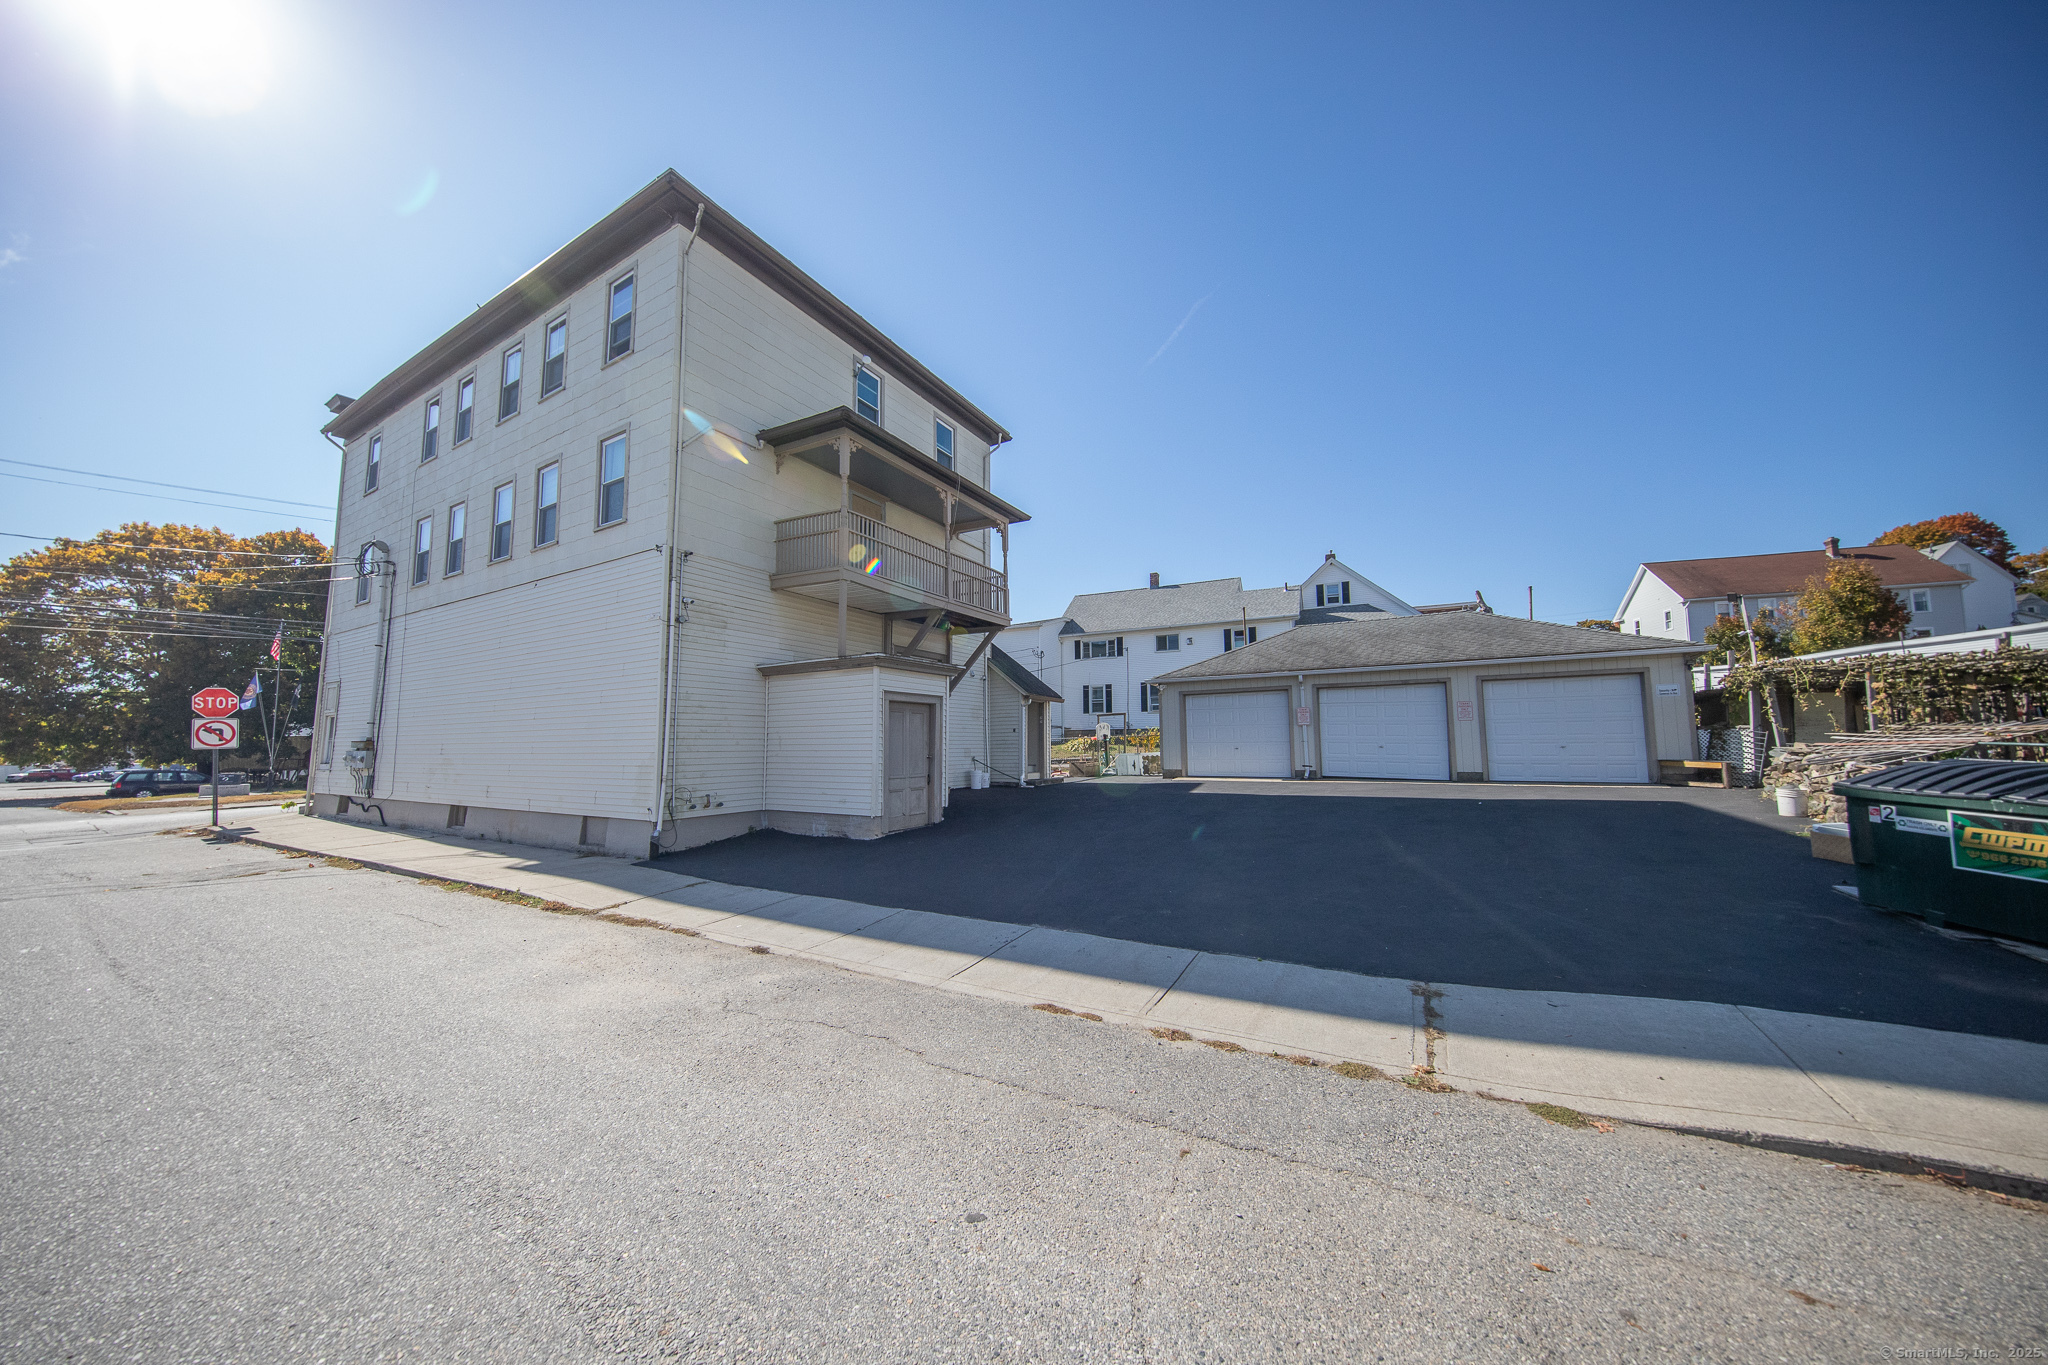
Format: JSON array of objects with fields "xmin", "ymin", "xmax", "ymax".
[{"xmin": 1646, "ymin": 1124, "xmax": 2048, "ymax": 1203}]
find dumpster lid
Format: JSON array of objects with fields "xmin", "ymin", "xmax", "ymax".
[{"xmin": 1833, "ymin": 759, "xmax": 2048, "ymax": 803}]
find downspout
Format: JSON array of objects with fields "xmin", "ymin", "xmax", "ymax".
[
  {"xmin": 363, "ymin": 541, "xmax": 396, "ymax": 799},
  {"xmin": 653, "ymin": 201, "xmax": 706, "ymax": 854},
  {"xmin": 305, "ymin": 431, "xmax": 351, "ymax": 814}
]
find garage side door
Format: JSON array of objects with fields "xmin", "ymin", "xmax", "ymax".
[
  {"xmin": 1185, "ymin": 691, "xmax": 1292, "ymax": 778},
  {"xmin": 1320, "ymin": 683, "xmax": 1449, "ymax": 780},
  {"xmin": 1483, "ymin": 675, "xmax": 1647, "ymax": 783}
]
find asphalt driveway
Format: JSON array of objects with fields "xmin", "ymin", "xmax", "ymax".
[{"xmin": 651, "ymin": 778, "xmax": 2048, "ymax": 1043}]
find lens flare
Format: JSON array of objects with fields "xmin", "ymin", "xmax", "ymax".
[
  {"xmin": 396, "ymin": 170, "xmax": 438, "ymax": 216},
  {"xmin": 683, "ymin": 408, "xmax": 749, "ymax": 463},
  {"xmin": 848, "ymin": 543, "xmax": 866, "ymax": 564},
  {"xmin": 863, "ymin": 557, "xmax": 882, "ymax": 576}
]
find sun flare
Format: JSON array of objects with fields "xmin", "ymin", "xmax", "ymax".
[{"xmin": 42, "ymin": 0, "xmax": 276, "ymax": 116}]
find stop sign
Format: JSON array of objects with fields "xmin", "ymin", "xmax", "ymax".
[{"xmin": 191, "ymin": 687, "xmax": 240, "ymax": 718}]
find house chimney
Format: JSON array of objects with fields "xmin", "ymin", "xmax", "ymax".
[
  {"xmin": 1149, "ymin": 572, "xmax": 1160, "ymax": 589},
  {"xmin": 1824, "ymin": 536, "xmax": 1841, "ymax": 558},
  {"xmin": 1324, "ymin": 552, "xmax": 1336, "ymax": 564}
]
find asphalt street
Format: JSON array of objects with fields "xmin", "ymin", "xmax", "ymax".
[
  {"xmin": 3, "ymin": 827, "xmax": 2044, "ymax": 1361},
  {"xmin": 655, "ymin": 779, "xmax": 2048, "ymax": 1042}
]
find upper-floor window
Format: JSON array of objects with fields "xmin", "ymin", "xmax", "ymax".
[
  {"xmin": 934, "ymin": 419, "xmax": 954, "ymax": 469},
  {"xmin": 535, "ymin": 462, "xmax": 560, "ymax": 546},
  {"xmin": 1223, "ymin": 627, "xmax": 1256, "ymax": 650},
  {"xmin": 606, "ymin": 273, "xmax": 635, "ymax": 361},
  {"xmin": 542, "ymin": 316, "xmax": 567, "ymax": 396},
  {"xmin": 354, "ymin": 545, "xmax": 373, "ymax": 604},
  {"xmin": 412, "ymin": 516, "xmax": 432, "ymax": 586},
  {"xmin": 364, "ymin": 435, "xmax": 381, "ymax": 493},
  {"xmin": 445, "ymin": 502, "xmax": 466, "ymax": 576},
  {"xmin": 597, "ymin": 434, "xmax": 627, "ymax": 527},
  {"xmin": 1154, "ymin": 634, "xmax": 1179, "ymax": 652},
  {"xmin": 1315, "ymin": 581, "xmax": 1351, "ymax": 606},
  {"xmin": 455, "ymin": 376, "xmax": 475, "ymax": 443},
  {"xmin": 499, "ymin": 346, "xmax": 522, "ymax": 420},
  {"xmin": 1910, "ymin": 589, "xmax": 1932, "ymax": 614},
  {"xmin": 854, "ymin": 365, "xmax": 881, "ymax": 423},
  {"xmin": 422, "ymin": 398, "xmax": 440, "ymax": 462},
  {"xmin": 490, "ymin": 482, "xmax": 514, "ymax": 562},
  {"xmin": 1074, "ymin": 637, "xmax": 1123, "ymax": 659}
]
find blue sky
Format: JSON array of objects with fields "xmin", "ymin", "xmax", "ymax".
[{"xmin": 2, "ymin": 0, "xmax": 2043, "ymax": 624}]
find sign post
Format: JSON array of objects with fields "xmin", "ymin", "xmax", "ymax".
[{"xmin": 191, "ymin": 690, "xmax": 241, "ymax": 827}]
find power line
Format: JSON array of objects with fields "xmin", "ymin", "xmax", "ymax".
[
  {"xmin": 0, "ymin": 622, "xmax": 316, "ymax": 644},
  {"xmin": 1, "ymin": 532, "xmax": 337, "ymax": 563},
  {"xmin": 24, "ymin": 568, "xmax": 339, "ymax": 596},
  {"xmin": 0, "ymin": 457, "xmax": 333, "ymax": 512},
  {"xmin": 0, "ymin": 471, "xmax": 335, "ymax": 521}
]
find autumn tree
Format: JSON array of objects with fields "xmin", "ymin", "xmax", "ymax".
[
  {"xmin": 1701, "ymin": 611, "xmax": 1789, "ymax": 665},
  {"xmin": 0, "ymin": 523, "xmax": 331, "ymax": 766},
  {"xmin": 1871, "ymin": 513, "xmax": 2015, "ymax": 568},
  {"xmin": 1574, "ymin": 619, "xmax": 1619, "ymax": 632},
  {"xmin": 1781, "ymin": 560, "xmax": 1913, "ymax": 654},
  {"xmin": 2011, "ymin": 548, "xmax": 2047, "ymax": 601}
]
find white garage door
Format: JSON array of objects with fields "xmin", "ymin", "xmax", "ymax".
[
  {"xmin": 1483, "ymin": 675, "xmax": 1647, "ymax": 783},
  {"xmin": 1319, "ymin": 683, "xmax": 1450, "ymax": 780},
  {"xmin": 1186, "ymin": 690, "xmax": 1292, "ymax": 778}
]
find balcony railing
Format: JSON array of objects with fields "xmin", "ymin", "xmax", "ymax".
[{"xmin": 774, "ymin": 510, "xmax": 1008, "ymax": 619}]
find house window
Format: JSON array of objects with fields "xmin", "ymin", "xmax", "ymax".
[
  {"xmin": 412, "ymin": 516, "xmax": 432, "ymax": 586},
  {"xmin": 321, "ymin": 694, "xmax": 338, "ymax": 765},
  {"xmin": 542, "ymin": 316, "xmax": 567, "ymax": 396},
  {"xmin": 422, "ymin": 398, "xmax": 440, "ymax": 462},
  {"xmin": 1664, "ymin": 610, "xmax": 1671, "ymax": 630},
  {"xmin": 490, "ymin": 482, "xmax": 514, "ymax": 561},
  {"xmin": 855, "ymin": 365, "xmax": 881, "ymax": 423},
  {"xmin": 535, "ymin": 462, "xmax": 560, "ymax": 546},
  {"xmin": 1155, "ymin": 634, "xmax": 1179, "ymax": 652},
  {"xmin": 499, "ymin": 346, "xmax": 522, "ymax": 420},
  {"xmin": 354, "ymin": 544, "xmax": 373, "ymax": 604},
  {"xmin": 597, "ymin": 434, "xmax": 627, "ymax": 526},
  {"xmin": 445, "ymin": 502, "xmax": 465, "ymax": 576},
  {"xmin": 1911, "ymin": 589, "xmax": 1932, "ymax": 614},
  {"xmin": 1224, "ymin": 627, "xmax": 1256, "ymax": 650},
  {"xmin": 455, "ymin": 376, "xmax": 475, "ymax": 443},
  {"xmin": 1141, "ymin": 682, "xmax": 1161, "ymax": 713},
  {"xmin": 1074, "ymin": 637, "xmax": 1124, "ymax": 659},
  {"xmin": 1082, "ymin": 684, "xmax": 1114, "ymax": 714},
  {"xmin": 934, "ymin": 418, "xmax": 954, "ymax": 469},
  {"xmin": 606, "ymin": 272, "xmax": 635, "ymax": 361},
  {"xmin": 364, "ymin": 435, "xmax": 381, "ymax": 493},
  {"xmin": 1315, "ymin": 582, "xmax": 1351, "ymax": 606}
]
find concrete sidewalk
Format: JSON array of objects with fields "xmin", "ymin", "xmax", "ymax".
[{"xmin": 225, "ymin": 810, "xmax": 2048, "ymax": 1186}]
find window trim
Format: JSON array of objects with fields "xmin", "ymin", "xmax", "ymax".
[
  {"xmin": 534, "ymin": 460, "xmax": 561, "ymax": 549},
  {"xmin": 854, "ymin": 363, "xmax": 882, "ymax": 424},
  {"xmin": 421, "ymin": 395, "xmax": 441, "ymax": 463},
  {"xmin": 1154, "ymin": 634, "xmax": 1179, "ymax": 652},
  {"xmin": 1911, "ymin": 588, "xmax": 1932, "ymax": 614},
  {"xmin": 541, "ymin": 314, "xmax": 568, "ymax": 399},
  {"xmin": 445, "ymin": 501, "xmax": 466, "ymax": 577},
  {"xmin": 604, "ymin": 268, "xmax": 636, "ymax": 365},
  {"xmin": 498, "ymin": 344, "xmax": 523, "ymax": 422},
  {"xmin": 489, "ymin": 480, "xmax": 515, "ymax": 563},
  {"xmin": 364, "ymin": 434, "xmax": 382, "ymax": 494},
  {"xmin": 595, "ymin": 431, "xmax": 628, "ymax": 530},
  {"xmin": 412, "ymin": 515, "xmax": 433, "ymax": 587},
  {"xmin": 934, "ymin": 417, "xmax": 954, "ymax": 469},
  {"xmin": 354, "ymin": 543, "xmax": 373, "ymax": 605},
  {"xmin": 1141, "ymin": 682, "xmax": 1161, "ymax": 713},
  {"xmin": 454, "ymin": 374, "xmax": 476, "ymax": 445}
]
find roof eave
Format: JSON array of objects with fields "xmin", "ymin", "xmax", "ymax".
[{"xmin": 1157, "ymin": 642, "xmax": 1702, "ymax": 685}]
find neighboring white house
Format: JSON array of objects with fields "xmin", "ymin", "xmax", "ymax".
[
  {"xmin": 997, "ymin": 554, "xmax": 1419, "ymax": 733},
  {"xmin": 1918, "ymin": 540, "xmax": 2044, "ymax": 630},
  {"xmin": 1612, "ymin": 538, "xmax": 1981, "ymax": 642},
  {"xmin": 310, "ymin": 171, "xmax": 1031, "ymax": 855}
]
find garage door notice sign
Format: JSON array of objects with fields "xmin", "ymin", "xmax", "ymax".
[
  {"xmin": 1951, "ymin": 812, "xmax": 2048, "ymax": 882},
  {"xmin": 191, "ymin": 717, "xmax": 239, "ymax": 750}
]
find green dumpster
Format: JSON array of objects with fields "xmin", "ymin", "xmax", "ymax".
[{"xmin": 1833, "ymin": 759, "xmax": 2048, "ymax": 943}]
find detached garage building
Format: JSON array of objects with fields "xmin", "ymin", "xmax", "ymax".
[{"xmin": 1153, "ymin": 615, "xmax": 1699, "ymax": 784}]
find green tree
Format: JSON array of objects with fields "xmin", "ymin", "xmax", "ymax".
[
  {"xmin": 1701, "ymin": 611, "xmax": 1788, "ymax": 665},
  {"xmin": 1574, "ymin": 619, "xmax": 1619, "ymax": 631},
  {"xmin": 0, "ymin": 523, "xmax": 330, "ymax": 767},
  {"xmin": 2011, "ymin": 548, "xmax": 2047, "ymax": 601},
  {"xmin": 1871, "ymin": 513, "xmax": 2015, "ymax": 568},
  {"xmin": 1781, "ymin": 560, "xmax": 1913, "ymax": 654}
]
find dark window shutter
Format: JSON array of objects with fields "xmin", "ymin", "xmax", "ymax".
[
  {"xmin": 1342, "ymin": 581, "xmax": 1351, "ymax": 604},
  {"xmin": 1074, "ymin": 641, "xmax": 1081, "ymax": 660},
  {"xmin": 1223, "ymin": 630, "xmax": 1231, "ymax": 651},
  {"xmin": 1315, "ymin": 584, "xmax": 1324, "ymax": 606},
  {"xmin": 1105, "ymin": 684, "xmax": 1113, "ymax": 712},
  {"xmin": 1248, "ymin": 626, "xmax": 1257, "ymax": 643}
]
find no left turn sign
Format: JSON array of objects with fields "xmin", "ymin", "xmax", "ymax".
[{"xmin": 191, "ymin": 717, "xmax": 239, "ymax": 750}]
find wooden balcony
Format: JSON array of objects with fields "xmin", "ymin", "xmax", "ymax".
[{"xmin": 772, "ymin": 510, "xmax": 1009, "ymax": 629}]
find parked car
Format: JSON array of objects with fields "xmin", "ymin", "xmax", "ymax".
[
  {"xmin": 104, "ymin": 768, "xmax": 206, "ymax": 798},
  {"xmin": 6, "ymin": 767, "xmax": 76, "ymax": 783},
  {"xmin": 72, "ymin": 768, "xmax": 121, "ymax": 783}
]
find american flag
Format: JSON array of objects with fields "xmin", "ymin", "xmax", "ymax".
[{"xmin": 269, "ymin": 628, "xmax": 283, "ymax": 662}]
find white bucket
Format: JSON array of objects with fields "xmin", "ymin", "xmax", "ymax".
[{"xmin": 1775, "ymin": 786, "xmax": 1806, "ymax": 818}]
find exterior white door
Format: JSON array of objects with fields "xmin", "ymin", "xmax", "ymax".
[
  {"xmin": 885, "ymin": 700, "xmax": 934, "ymax": 830},
  {"xmin": 1483, "ymin": 675, "xmax": 1648, "ymax": 783},
  {"xmin": 1319, "ymin": 683, "xmax": 1450, "ymax": 780},
  {"xmin": 1185, "ymin": 690, "xmax": 1292, "ymax": 778}
]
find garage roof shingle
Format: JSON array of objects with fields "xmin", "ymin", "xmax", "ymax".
[{"xmin": 1154, "ymin": 614, "xmax": 1698, "ymax": 681}]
